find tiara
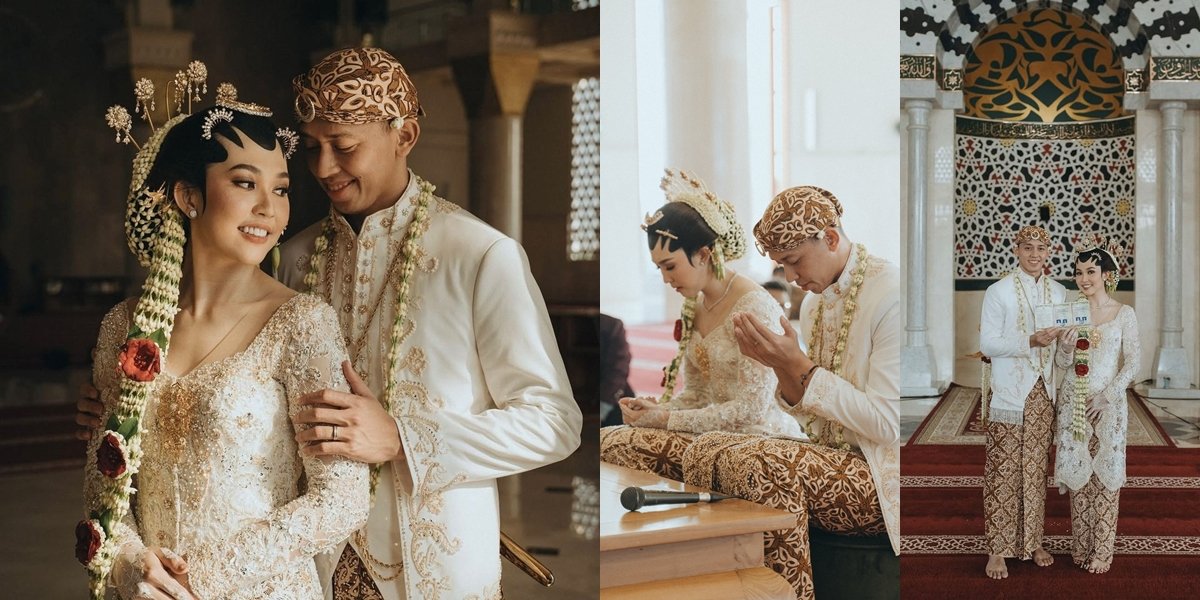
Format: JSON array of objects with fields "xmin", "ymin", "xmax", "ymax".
[
  {"xmin": 201, "ymin": 108, "xmax": 234, "ymax": 140},
  {"xmin": 215, "ymin": 83, "xmax": 272, "ymax": 117},
  {"xmin": 1077, "ymin": 232, "xmax": 1126, "ymax": 262}
]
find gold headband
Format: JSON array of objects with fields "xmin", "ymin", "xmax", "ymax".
[
  {"xmin": 1014, "ymin": 225, "xmax": 1052, "ymax": 246},
  {"xmin": 753, "ymin": 186, "xmax": 843, "ymax": 254}
]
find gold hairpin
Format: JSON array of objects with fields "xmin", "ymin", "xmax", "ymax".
[
  {"xmin": 201, "ymin": 108, "xmax": 234, "ymax": 140},
  {"xmin": 641, "ymin": 210, "xmax": 664, "ymax": 230},
  {"xmin": 654, "ymin": 229, "xmax": 678, "ymax": 240},
  {"xmin": 276, "ymin": 127, "xmax": 299, "ymax": 160}
]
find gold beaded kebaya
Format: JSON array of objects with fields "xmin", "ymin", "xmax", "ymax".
[{"xmin": 83, "ymin": 64, "xmax": 294, "ymax": 599}]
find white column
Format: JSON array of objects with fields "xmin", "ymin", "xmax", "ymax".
[
  {"xmin": 1149, "ymin": 101, "xmax": 1198, "ymax": 396},
  {"xmin": 901, "ymin": 99, "xmax": 940, "ymax": 396}
]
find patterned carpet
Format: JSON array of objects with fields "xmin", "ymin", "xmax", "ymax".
[{"xmin": 908, "ymin": 384, "xmax": 1172, "ymax": 447}]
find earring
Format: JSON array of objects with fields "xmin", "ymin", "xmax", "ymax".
[{"xmin": 188, "ymin": 208, "xmax": 198, "ymax": 218}]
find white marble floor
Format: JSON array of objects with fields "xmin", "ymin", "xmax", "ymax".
[
  {"xmin": 0, "ymin": 418, "xmax": 600, "ymax": 599},
  {"xmin": 901, "ymin": 392, "xmax": 1200, "ymax": 448}
]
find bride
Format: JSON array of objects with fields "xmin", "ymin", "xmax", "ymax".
[
  {"xmin": 78, "ymin": 72, "xmax": 368, "ymax": 600},
  {"xmin": 601, "ymin": 170, "xmax": 802, "ymax": 474},
  {"xmin": 1053, "ymin": 241, "xmax": 1140, "ymax": 575}
]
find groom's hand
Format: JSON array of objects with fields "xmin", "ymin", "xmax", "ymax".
[
  {"xmin": 293, "ymin": 361, "xmax": 405, "ymax": 463},
  {"xmin": 733, "ymin": 313, "xmax": 812, "ymax": 377},
  {"xmin": 1029, "ymin": 328, "xmax": 1059, "ymax": 348}
]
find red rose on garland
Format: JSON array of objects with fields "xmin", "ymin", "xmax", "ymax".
[
  {"xmin": 96, "ymin": 432, "xmax": 129, "ymax": 478},
  {"xmin": 118, "ymin": 338, "xmax": 161, "ymax": 382},
  {"xmin": 75, "ymin": 519, "xmax": 105, "ymax": 566},
  {"xmin": 1076, "ymin": 338, "xmax": 1090, "ymax": 351},
  {"xmin": 673, "ymin": 319, "xmax": 683, "ymax": 342},
  {"xmin": 1075, "ymin": 363, "xmax": 1089, "ymax": 377}
]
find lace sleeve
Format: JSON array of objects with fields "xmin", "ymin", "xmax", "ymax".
[
  {"xmin": 184, "ymin": 297, "xmax": 369, "ymax": 599},
  {"xmin": 1106, "ymin": 306, "xmax": 1141, "ymax": 404},
  {"xmin": 662, "ymin": 341, "xmax": 701, "ymax": 409},
  {"xmin": 1055, "ymin": 335, "xmax": 1074, "ymax": 369},
  {"xmin": 666, "ymin": 294, "xmax": 781, "ymax": 433}
]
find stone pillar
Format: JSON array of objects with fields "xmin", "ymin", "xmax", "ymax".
[
  {"xmin": 449, "ymin": 12, "xmax": 541, "ymax": 241},
  {"xmin": 1149, "ymin": 101, "xmax": 1198, "ymax": 396},
  {"xmin": 901, "ymin": 99, "xmax": 940, "ymax": 396}
]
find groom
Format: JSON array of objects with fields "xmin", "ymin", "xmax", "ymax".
[
  {"xmin": 79, "ymin": 48, "xmax": 582, "ymax": 599},
  {"xmin": 979, "ymin": 224, "xmax": 1065, "ymax": 579}
]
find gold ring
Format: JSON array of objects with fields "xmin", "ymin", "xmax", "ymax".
[{"xmin": 331, "ymin": 424, "xmax": 338, "ymax": 440}]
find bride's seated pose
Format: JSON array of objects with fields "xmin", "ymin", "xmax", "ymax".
[
  {"xmin": 601, "ymin": 170, "xmax": 802, "ymax": 477},
  {"xmin": 78, "ymin": 72, "xmax": 368, "ymax": 600}
]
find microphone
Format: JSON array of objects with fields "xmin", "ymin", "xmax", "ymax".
[{"xmin": 619, "ymin": 486, "xmax": 732, "ymax": 511}]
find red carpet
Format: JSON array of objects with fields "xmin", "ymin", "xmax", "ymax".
[{"xmin": 901, "ymin": 444, "xmax": 1200, "ymax": 598}]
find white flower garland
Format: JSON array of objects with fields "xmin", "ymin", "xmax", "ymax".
[
  {"xmin": 804, "ymin": 243, "xmax": 869, "ymax": 451},
  {"xmin": 659, "ymin": 297, "xmax": 696, "ymax": 404},
  {"xmin": 304, "ymin": 176, "xmax": 434, "ymax": 496}
]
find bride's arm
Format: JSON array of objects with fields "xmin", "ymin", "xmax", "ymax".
[
  {"xmin": 1104, "ymin": 307, "xmax": 1141, "ymax": 406},
  {"xmin": 183, "ymin": 299, "xmax": 370, "ymax": 599}
]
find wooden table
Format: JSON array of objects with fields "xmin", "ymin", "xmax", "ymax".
[{"xmin": 599, "ymin": 462, "xmax": 797, "ymax": 599}]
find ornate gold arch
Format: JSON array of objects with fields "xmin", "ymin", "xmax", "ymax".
[{"xmin": 964, "ymin": 8, "xmax": 1124, "ymax": 122}]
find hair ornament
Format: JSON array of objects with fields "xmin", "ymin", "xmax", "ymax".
[
  {"xmin": 657, "ymin": 168, "xmax": 747, "ymax": 265},
  {"xmin": 214, "ymin": 83, "xmax": 273, "ymax": 117},
  {"xmin": 641, "ymin": 210, "xmax": 664, "ymax": 231},
  {"xmin": 201, "ymin": 108, "xmax": 235, "ymax": 140},
  {"xmin": 276, "ymin": 127, "xmax": 300, "ymax": 160}
]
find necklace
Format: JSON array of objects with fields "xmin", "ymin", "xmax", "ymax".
[{"xmin": 701, "ymin": 273, "xmax": 738, "ymax": 311}]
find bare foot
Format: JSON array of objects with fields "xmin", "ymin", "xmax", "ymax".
[
  {"xmin": 986, "ymin": 554, "xmax": 1008, "ymax": 579},
  {"xmin": 1087, "ymin": 557, "xmax": 1111, "ymax": 574},
  {"xmin": 1033, "ymin": 547, "xmax": 1054, "ymax": 567}
]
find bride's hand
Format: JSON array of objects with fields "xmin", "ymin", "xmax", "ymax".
[
  {"xmin": 1086, "ymin": 393, "xmax": 1109, "ymax": 423},
  {"xmin": 623, "ymin": 406, "xmax": 668, "ymax": 429},
  {"xmin": 1057, "ymin": 327, "xmax": 1078, "ymax": 347},
  {"xmin": 130, "ymin": 548, "xmax": 196, "ymax": 600}
]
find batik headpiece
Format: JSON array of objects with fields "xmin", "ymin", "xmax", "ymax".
[
  {"xmin": 649, "ymin": 169, "xmax": 746, "ymax": 280},
  {"xmin": 1076, "ymin": 232, "xmax": 1125, "ymax": 292},
  {"xmin": 1014, "ymin": 225, "xmax": 1052, "ymax": 246},
  {"xmin": 292, "ymin": 47, "xmax": 425, "ymax": 126},
  {"xmin": 753, "ymin": 185, "xmax": 843, "ymax": 254}
]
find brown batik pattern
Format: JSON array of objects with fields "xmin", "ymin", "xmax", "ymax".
[
  {"xmin": 682, "ymin": 432, "xmax": 885, "ymax": 600},
  {"xmin": 752, "ymin": 186, "xmax": 843, "ymax": 252},
  {"xmin": 599, "ymin": 425, "xmax": 695, "ymax": 481},
  {"xmin": 983, "ymin": 378, "xmax": 1054, "ymax": 559},
  {"xmin": 1070, "ymin": 436, "xmax": 1121, "ymax": 566},
  {"xmin": 332, "ymin": 545, "xmax": 386, "ymax": 600}
]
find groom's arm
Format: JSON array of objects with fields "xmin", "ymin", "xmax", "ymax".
[
  {"xmin": 394, "ymin": 238, "xmax": 582, "ymax": 486},
  {"xmin": 979, "ymin": 284, "xmax": 1031, "ymax": 358}
]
